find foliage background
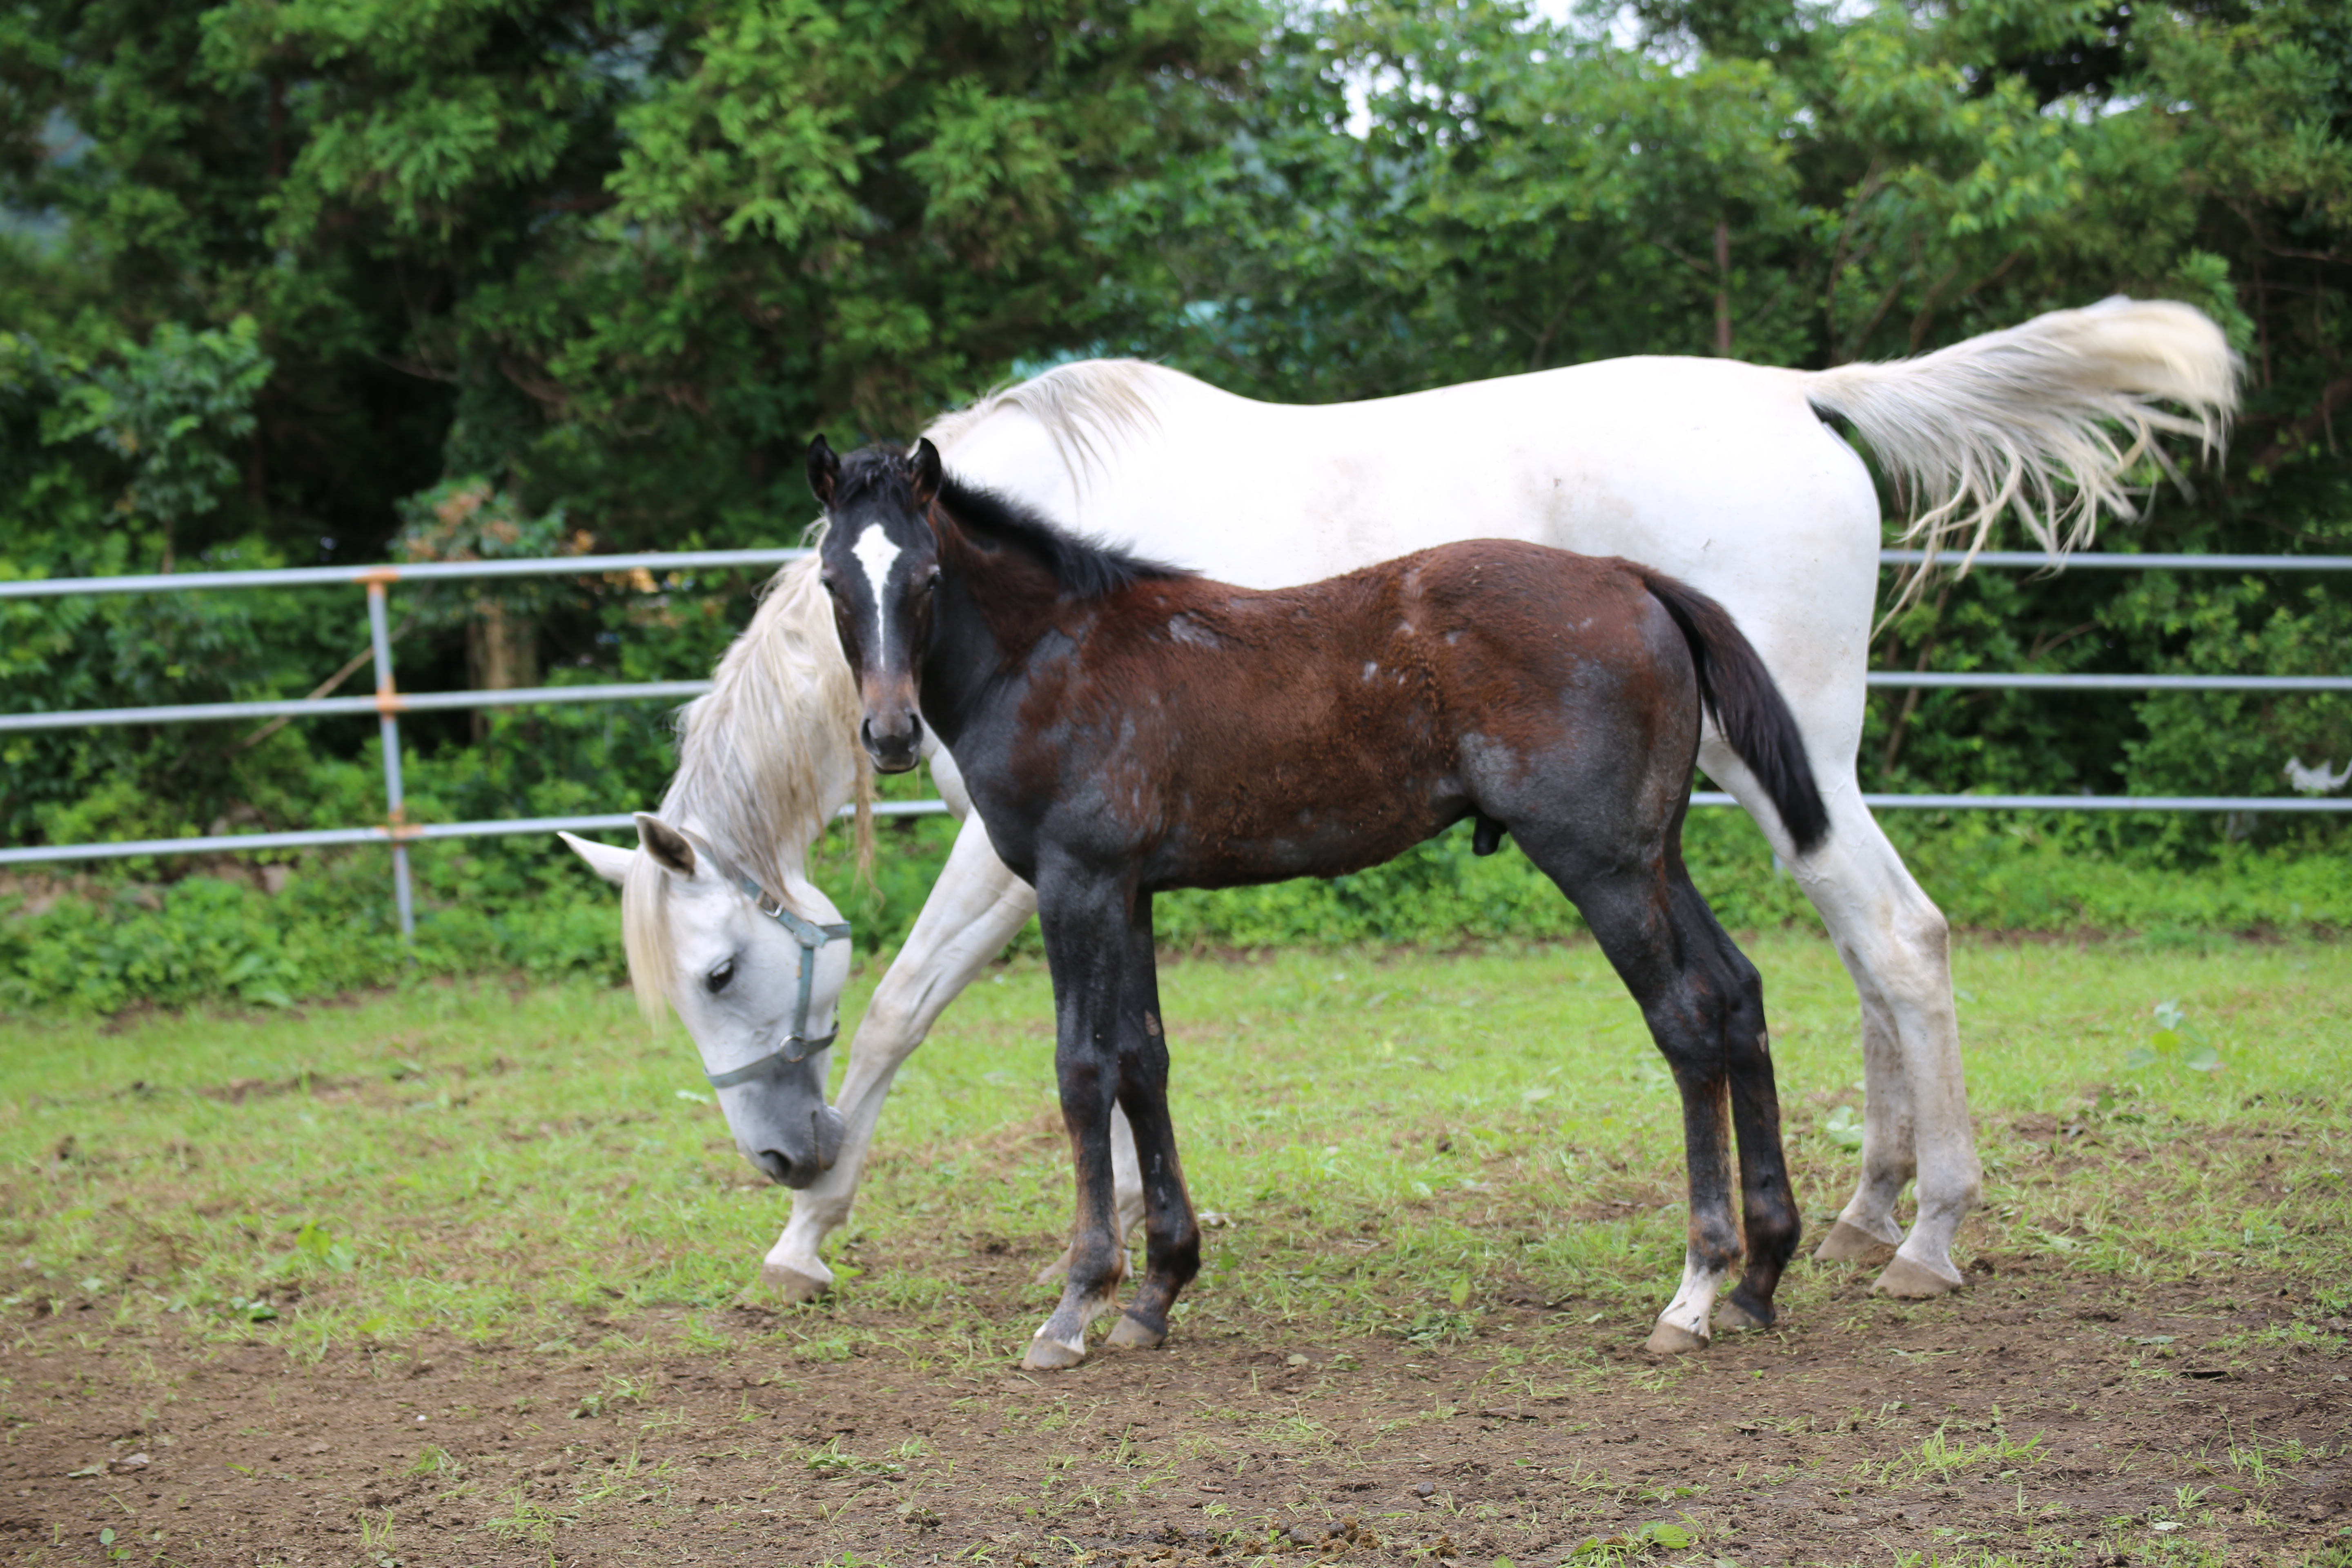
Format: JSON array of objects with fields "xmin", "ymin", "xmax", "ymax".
[{"xmin": 1, "ymin": 0, "xmax": 2346, "ymax": 1008}]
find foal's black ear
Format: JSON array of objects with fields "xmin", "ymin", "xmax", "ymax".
[
  {"xmin": 907, "ymin": 437, "xmax": 942, "ymax": 508},
  {"xmin": 806, "ymin": 435, "xmax": 839, "ymax": 508}
]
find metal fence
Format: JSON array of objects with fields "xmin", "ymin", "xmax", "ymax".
[{"xmin": 2, "ymin": 547, "xmax": 2347, "ymax": 937}]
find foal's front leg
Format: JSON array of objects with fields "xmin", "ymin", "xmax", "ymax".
[
  {"xmin": 1102, "ymin": 897, "xmax": 1201, "ymax": 1351},
  {"xmin": 1023, "ymin": 869, "xmax": 1141, "ymax": 1371}
]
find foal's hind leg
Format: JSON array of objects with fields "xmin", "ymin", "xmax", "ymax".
[
  {"xmin": 1533, "ymin": 856, "xmax": 1749, "ymax": 1354},
  {"xmin": 1666, "ymin": 882, "xmax": 1801, "ymax": 1334}
]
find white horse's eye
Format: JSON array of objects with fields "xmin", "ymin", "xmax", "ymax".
[{"xmin": 705, "ymin": 958, "xmax": 736, "ymax": 994}]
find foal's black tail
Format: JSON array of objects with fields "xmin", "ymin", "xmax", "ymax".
[{"xmin": 1635, "ymin": 569, "xmax": 1831, "ymax": 855}]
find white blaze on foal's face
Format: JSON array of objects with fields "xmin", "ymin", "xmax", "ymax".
[{"xmin": 851, "ymin": 523, "xmax": 903, "ymax": 621}]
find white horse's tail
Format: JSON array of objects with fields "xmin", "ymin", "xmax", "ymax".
[{"xmin": 1802, "ymin": 297, "xmax": 2240, "ymax": 590}]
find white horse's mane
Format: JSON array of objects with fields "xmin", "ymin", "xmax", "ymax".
[
  {"xmin": 925, "ymin": 358, "xmax": 1178, "ymax": 482},
  {"xmin": 621, "ymin": 556, "xmax": 861, "ymax": 1020}
]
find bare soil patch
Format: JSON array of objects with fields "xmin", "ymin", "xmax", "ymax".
[{"xmin": 4, "ymin": 1254, "xmax": 2346, "ymax": 1567}]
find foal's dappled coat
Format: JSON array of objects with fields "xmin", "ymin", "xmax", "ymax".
[{"xmin": 813, "ymin": 436, "xmax": 1827, "ymax": 1370}]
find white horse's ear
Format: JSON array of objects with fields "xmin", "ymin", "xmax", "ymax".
[
  {"xmin": 633, "ymin": 812, "xmax": 697, "ymax": 877},
  {"xmin": 557, "ymin": 831, "xmax": 634, "ymax": 886}
]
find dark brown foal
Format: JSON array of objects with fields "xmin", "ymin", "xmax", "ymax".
[{"xmin": 812, "ymin": 436, "xmax": 1826, "ymax": 1369}]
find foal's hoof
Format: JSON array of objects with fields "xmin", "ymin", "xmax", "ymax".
[
  {"xmin": 1021, "ymin": 1334, "xmax": 1088, "ymax": 1372},
  {"xmin": 1643, "ymin": 1321, "xmax": 1710, "ymax": 1356},
  {"xmin": 1872, "ymin": 1254, "xmax": 1964, "ymax": 1299},
  {"xmin": 1103, "ymin": 1312, "xmax": 1165, "ymax": 1351},
  {"xmin": 1713, "ymin": 1299, "xmax": 1773, "ymax": 1336},
  {"xmin": 1812, "ymin": 1220, "xmax": 1900, "ymax": 1267},
  {"xmin": 759, "ymin": 1263, "xmax": 830, "ymax": 1303}
]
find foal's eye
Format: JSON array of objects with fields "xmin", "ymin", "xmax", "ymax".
[{"xmin": 705, "ymin": 958, "xmax": 736, "ymax": 994}]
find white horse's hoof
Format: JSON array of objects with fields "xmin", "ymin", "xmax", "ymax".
[
  {"xmin": 1022, "ymin": 1334, "xmax": 1088, "ymax": 1371},
  {"xmin": 1873, "ymin": 1255, "xmax": 1964, "ymax": 1298},
  {"xmin": 1104, "ymin": 1313, "xmax": 1165, "ymax": 1350},
  {"xmin": 1813, "ymin": 1220, "xmax": 1900, "ymax": 1267},
  {"xmin": 1713, "ymin": 1300, "xmax": 1772, "ymax": 1336},
  {"xmin": 1644, "ymin": 1321, "xmax": 1709, "ymax": 1355},
  {"xmin": 760, "ymin": 1263, "xmax": 830, "ymax": 1302}
]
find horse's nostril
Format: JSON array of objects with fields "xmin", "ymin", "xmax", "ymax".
[
  {"xmin": 862, "ymin": 712, "xmax": 919, "ymax": 747},
  {"xmin": 751, "ymin": 1148, "xmax": 793, "ymax": 1184}
]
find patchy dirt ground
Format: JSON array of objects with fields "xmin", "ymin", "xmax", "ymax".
[{"xmin": 4, "ymin": 1253, "xmax": 2347, "ymax": 1568}]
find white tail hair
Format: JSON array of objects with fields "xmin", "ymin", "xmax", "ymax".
[
  {"xmin": 619, "ymin": 556, "xmax": 862, "ymax": 1024},
  {"xmin": 1803, "ymin": 297, "xmax": 2240, "ymax": 599}
]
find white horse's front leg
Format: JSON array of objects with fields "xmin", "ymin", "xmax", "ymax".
[{"xmin": 762, "ymin": 811, "xmax": 1039, "ymax": 1296}]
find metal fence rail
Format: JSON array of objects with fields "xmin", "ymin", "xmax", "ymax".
[
  {"xmin": 0, "ymin": 682, "xmax": 718, "ymax": 733},
  {"xmin": 0, "ymin": 548, "xmax": 805, "ymax": 932},
  {"xmin": 7, "ymin": 671, "xmax": 2345, "ymax": 737},
  {"xmin": 2, "ymin": 547, "xmax": 2345, "ymax": 930},
  {"xmin": 0, "ymin": 548, "xmax": 810, "ymax": 599},
  {"xmin": 0, "ymin": 801, "xmax": 952, "ymax": 869},
  {"xmin": 1878, "ymin": 550, "xmax": 2352, "ymax": 572}
]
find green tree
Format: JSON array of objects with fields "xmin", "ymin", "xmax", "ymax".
[
  {"xmin": 1104, "ymin": 0, "xmax": 2349, "ymax": 834},
  {"xmin": 0, "ymin": 0, "xmax": 1257, "ymax": 851}
]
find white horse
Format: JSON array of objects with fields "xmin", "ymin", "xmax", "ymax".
[{"xmin": 568, "ymin": 297, "xmax": 2234, "ymax": 1322}]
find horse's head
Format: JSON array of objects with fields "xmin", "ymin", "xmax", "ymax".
[
  {"xmin": 809, "ymin": 435, "xmax": 943, "ymax": 775},
  {"xmin": 561, "ymin": 815, "xmax": 851, "ymax": 1188}
]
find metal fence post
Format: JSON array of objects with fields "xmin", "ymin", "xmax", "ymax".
[{"xmin": 363, "ymin": 572, "xmax": 416, "ymax": 943}]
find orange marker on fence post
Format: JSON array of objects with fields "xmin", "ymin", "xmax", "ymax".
[{"xmin": 361, "ymin": 570, "xmax": 415, "ymax": 944}]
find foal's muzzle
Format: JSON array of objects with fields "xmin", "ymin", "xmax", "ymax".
[{"xmin": 861, "ymin": 711, "xmax": 923, "ymax": 774}]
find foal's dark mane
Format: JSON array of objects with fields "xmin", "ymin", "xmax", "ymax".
[{"xmin": 835, "ymin": 445, "xmax": 1191, "ymax": 602}]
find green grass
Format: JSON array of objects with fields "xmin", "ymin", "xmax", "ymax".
[{"xmin": 1, "ymin": 933, "xmax": 2347, "ymax": 1359}]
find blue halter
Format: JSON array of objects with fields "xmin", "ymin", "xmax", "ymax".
[{"xmin": 678, "ymin": 829, "xmax": 853, "ymax": 1089}]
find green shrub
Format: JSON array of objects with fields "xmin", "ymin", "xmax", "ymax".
[{"xmin": 7, "ymin": 806, "xmax": 2343, "ymax": 1014}]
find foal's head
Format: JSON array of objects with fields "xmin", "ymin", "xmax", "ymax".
[
  {"xmin": 809, "ymin": 437, "xmax": 945, "ymax": 774},
  {"xmin": 812, "ymin": 434, "xmax": 1192, "ymax": 774}
]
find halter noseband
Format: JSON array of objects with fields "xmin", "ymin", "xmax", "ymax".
[{"xmin": 675, "ymin": 829, "xmax": 853, "ymax": 1089}]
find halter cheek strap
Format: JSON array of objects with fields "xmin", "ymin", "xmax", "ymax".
[{"xmin": 676, "ymin": 830, "xmax": 854, "ymax": 1090}]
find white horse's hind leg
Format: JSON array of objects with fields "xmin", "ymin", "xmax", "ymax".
[
  {"xmin": 762, "ymin": 813, "xmax": 1041, "ymax": 1296},
  {"xmin": 1699, "ymin": 720, "xmax": 1979, "ymax": 1301},
  {"xmin": 1813, "ymin": 972, "xmax": 1910, "ymax": 1266},
  {"xmin": 1788, "ymin": 785, "xmax": 1979, "ymax": 1295}
]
